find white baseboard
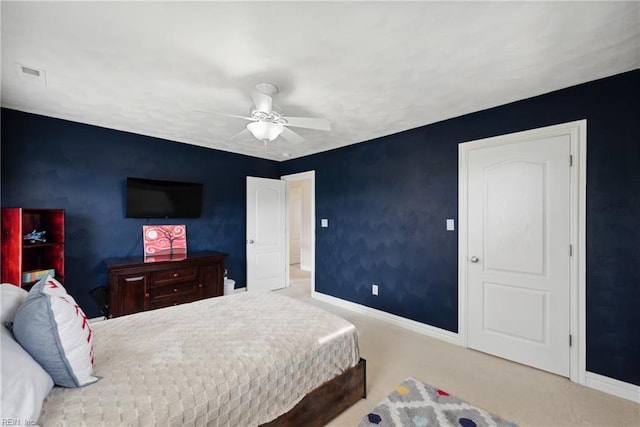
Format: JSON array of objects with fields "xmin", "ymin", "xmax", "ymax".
[
  {"xmin": 234, "ymin": 287, "xmax": 247, "ymax": 293},
  {"xmin": 312, "ymin": 291, "xmax": 460, "ymax": 346},
  {"xmin": 585, "ymin": 372, "xmax": 640, "ymax": 403},
  {"xmin": 88, "ymin": 316, "xmax": 106, "ymax": 323},
  {"xmin": 312, "ymin": 291, "xmax": 640, "ymax": 403}
]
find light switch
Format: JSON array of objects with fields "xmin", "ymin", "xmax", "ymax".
[
  {"xmin": 446, "ymin": 219, "xmax": 455, "ymax": 231},
  {"xmin": 321, "ymin": 218, "xmax": 329, "ymax": 228}
]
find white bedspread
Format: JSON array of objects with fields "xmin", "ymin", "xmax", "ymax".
[{"xmin": 38, "ymin": 290, "xmax": 359, "ymax": 426}]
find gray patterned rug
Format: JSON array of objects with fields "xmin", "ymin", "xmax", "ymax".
[{"xmin": 359, "ymin": 377, "xmax": 517, "ymax": 427}]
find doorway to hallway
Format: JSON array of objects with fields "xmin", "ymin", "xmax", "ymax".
[{"xmin": 282, "ymin": 171, "xmax": 315, "ymax": 295}]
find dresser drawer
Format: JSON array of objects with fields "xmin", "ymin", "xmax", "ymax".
[
  {"xmin": 150, "ymin": 280, "xmax": 202, "ymax": 299},
  {"xmin": 149, "ymin": 292, "xmax": 203, "ymax": 310},
  {"xmin": 150, "ymin": 267, "xmax": 198, "ymax": 286}
]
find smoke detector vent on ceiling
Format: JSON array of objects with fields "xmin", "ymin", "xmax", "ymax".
[{"xmin": 16, "ymin": 63, "xmax": 47, "ymax": 85}]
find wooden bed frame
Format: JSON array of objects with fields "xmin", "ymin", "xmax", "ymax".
[{"xmin": 262, "ymin": 358, "xmax": 367, "ymax": 427}]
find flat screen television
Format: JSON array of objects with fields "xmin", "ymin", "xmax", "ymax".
[{"xmin": 126, "ymin": 177, "xmax": 203, "ymax": 218}]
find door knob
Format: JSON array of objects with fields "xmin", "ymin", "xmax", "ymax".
[
  {"xmin": 469, "ymin": 256, "xmax": 479, "ymax": 263},
  {"xmin": 246, "ymin": 239, "xmax": 255, "ymax": 244}
]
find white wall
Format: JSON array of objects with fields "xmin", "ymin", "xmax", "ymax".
[
  {"xmin": 289, "ymin": 182, "xmax": 302, "ymax": 264},
  {"xmin": 299, "ymin": 178, "xmax": 312, "ymax": 271}
]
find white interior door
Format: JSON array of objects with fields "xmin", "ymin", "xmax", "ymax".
[
  {"xmin": 246, "ymin": 177, "xmax": 286, "ymax": 291},
  {"xmin": 465, "ymin": 133, "xmax": 571, "ymax": 377}
]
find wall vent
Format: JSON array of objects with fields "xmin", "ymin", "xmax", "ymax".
[{"xmin": 16, "ymin": 63, "xmax": 47, "ymax": 85}]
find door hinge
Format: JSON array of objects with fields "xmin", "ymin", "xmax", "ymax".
[
  {"xmin": 569, "ymin": 244, "xmax": 573, "ymax": 256},
  {"xmin": 569, "ymin": 334, "xmax": 573, "ymax": 347},
  {"xmin": 569, "ymin": 155, "xmax": 573, "ymax": 167}
]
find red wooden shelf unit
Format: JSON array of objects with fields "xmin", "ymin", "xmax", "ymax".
[{"xmin": 1, "ymin": 208, "xmax": 65, "ymax": 289}]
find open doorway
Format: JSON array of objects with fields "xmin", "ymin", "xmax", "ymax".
[{"xmin": 282, "ymin": 171, "xmax": 315, "ymax": 298}]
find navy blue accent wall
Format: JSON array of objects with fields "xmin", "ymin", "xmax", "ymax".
[
  {"xmin": 1, "ymin": 109, "xmax": 279, "ymax": 316},
  {"xmin": 280, "ymin": 70, "xmax": 640, "ymax": 386}
]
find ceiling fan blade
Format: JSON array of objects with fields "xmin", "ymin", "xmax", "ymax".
[
  {"xmin": 193, "ymin": 110, "xmax": 253, "ymax": 121},
  {"xmin": 193, "ymin": 110, "xmax": 255, "ymax": 121},
  {"xmin": 280, "ymin": 127, "xmax": 305, "ymax": 144},
  {"xmin": 230, "ymin": 129, "xmax": 251, "ymax": 141},
  {"xmin": 251, "ymin": 90, "xmax": 272, "ymax": 114},
  {"xmin": 283, "ymin": 116, "xmax": 331, "ymax": 131},
  {"xmin": 222, "ymin": 113, "xmax": 253, "ymax": 121}
]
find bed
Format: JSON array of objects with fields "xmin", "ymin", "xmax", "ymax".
[{"xmin": 31, "ymin": 289, "xmax": 365, "ymax": 426}]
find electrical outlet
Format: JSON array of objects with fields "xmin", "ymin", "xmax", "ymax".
[{"xmin": 372, "ymin": 284, "xmax": 378, "ymax": 296}]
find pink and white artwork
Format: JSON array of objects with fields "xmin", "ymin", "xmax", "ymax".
[{"xmin": 143, "ymin": 225, "xmax": 187, "ymax": 261}]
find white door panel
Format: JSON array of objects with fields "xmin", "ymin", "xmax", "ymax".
[
  {"xmin": 247, "ymin": 177, "xmax": 286, "ymax": 291},
  {"xmin": 483, "ymin": 282, "xmax": 547, "ymax": 343},
  {"xmin": 484, "ymin": 161, "xmax": 546, "ymax": 274},
  {"xmin": 466, "ymin": 134, "xmax": 571, "ymax": 377}
]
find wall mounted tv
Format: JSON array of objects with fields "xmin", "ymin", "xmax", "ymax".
[{"xmin": 126, "ymin": 177, "xmax": 203, "ymax": 218}]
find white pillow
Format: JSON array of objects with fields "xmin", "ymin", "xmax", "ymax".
[
  {"xmin": 12, "ymin": 276, "xmax": 99, "ymax": 388},
  {"xmin": 0, "ymin": 283, "xmax": 28, "ymax": 323},
  {"xmin": 0, "ymin": 324, "xmax": 54, "ymax": 423}
]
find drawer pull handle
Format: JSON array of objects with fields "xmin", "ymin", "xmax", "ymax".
[
  {"xmin": 144, "ymin": 293, "xmax": 150, "ymax": 297},
  {"xmin": 173, "ymin": 288, "xmax": 178, "ymax": 293},
  {"xmin": 198, "ymin": 284, "xmax": 202, "ymax": 288},
  {"xmin": 173, "ymin": 273, "xmax": 179, "ymax": 278},
  {"xmin": 125, "ymin": 276, "xmax": 144, "ymax": 282}
]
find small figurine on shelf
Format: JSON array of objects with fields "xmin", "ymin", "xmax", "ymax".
[{"xmin": 23, "ymin": 229, "xmax": 47, "ymax": 244}]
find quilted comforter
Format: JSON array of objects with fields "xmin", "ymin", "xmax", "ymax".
[{"xmin": 38, "ymin": 290, "xmax": 360, "ymax": 426}]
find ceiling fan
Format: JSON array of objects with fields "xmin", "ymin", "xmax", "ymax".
[{"xmin": 221, "ymin": 83, "xmax": 331, "ymax": 144}]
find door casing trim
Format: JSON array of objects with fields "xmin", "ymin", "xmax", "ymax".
[{"xmin": 457, "ymin": 120, "xmax": 587, "ymax": 384}]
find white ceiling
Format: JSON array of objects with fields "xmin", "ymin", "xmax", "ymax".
[{"xmin": 2, "ymin": 1, "xmax": 639, "ymax": 161}]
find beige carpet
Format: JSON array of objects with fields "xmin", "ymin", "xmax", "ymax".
[{"xmin": 277, "ymin": 265, "xmax": 640, "ymax": 427}]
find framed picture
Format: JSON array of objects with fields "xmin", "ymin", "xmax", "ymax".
[{"xmin": 143, "ymin": 225, "xmax": 186, "ymax": 261}]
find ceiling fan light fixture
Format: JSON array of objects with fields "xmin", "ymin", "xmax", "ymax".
[{"xmin": 247, "ymin": 121, "xmax": 284, "ymax": 142}]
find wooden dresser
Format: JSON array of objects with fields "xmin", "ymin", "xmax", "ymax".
[{"xmin": 106, "ymin": 251, "xmax": 226, "ymax": 317}]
